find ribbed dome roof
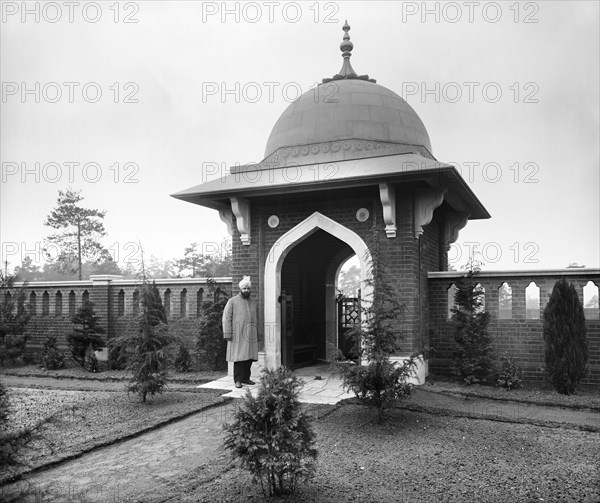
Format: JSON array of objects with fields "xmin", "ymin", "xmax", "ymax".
[{"xmin": 264, "ymin": 78, "xmax": 432, "ymax": 159}]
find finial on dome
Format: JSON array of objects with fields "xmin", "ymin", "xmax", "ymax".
[{"xmin": 323, "ymin": 21, "xmax": 376, "ymax": 84}]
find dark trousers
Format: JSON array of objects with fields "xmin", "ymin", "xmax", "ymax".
[{"xmin": 233, "ymin": 360, "xmax": 252, "ymax": 383}]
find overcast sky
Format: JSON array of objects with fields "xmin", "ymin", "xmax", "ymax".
[{"xmin": 1, "ymin": 0, "xmax": 599, "ymax": 272}]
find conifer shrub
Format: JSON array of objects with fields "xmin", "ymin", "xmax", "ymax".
[
  {"xmin": 450, "ymin": 265, "xmax": 494, "ymax": 384},
  {"xmin": 0, "ymin": 380, "xmax": 8, "ymax": 424},
  {"xmin": 111, "ymin": 281, "xmax": 174, "ymax": 402},
  {"xmin": 543, "ymin": 278, "xmax": 589, "ymax": 395},
  {"xmin": 173, "ymin": 343, "xmax": 192, "ymax": 372},
  {"xmin": 195, "ymin": 281, "xmax": 228, "ymax": 370},
  {"xmin": 67, "ymin": 301, "xmax": 104, "ymax": 366},
  {"xmin": 84, "ymin": 344, "xmax": 100, "ymax": 373},
  {"xmin": 495, "ymin": 353, "xmax": 522, "ymax": 390},
  {"xmin": 223, "ymin": 367, "xmax": 317, "ymax": 498},
  {"xmin": 0, "ymin": 273, "xmax": 31, "ymax": 365},
  {"xmin": 338, "ymin": 227, "xmax": 418, "ymax": 422},
  {"xmin": 39, "ymin": 336, "xmax": 65, "ymax": 370},
  {"xmin": 107, "ymin": 337, "xmax": 129, "ymax": 370}
]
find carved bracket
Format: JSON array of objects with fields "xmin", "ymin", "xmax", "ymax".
[
  {"xmin": 379, "ymin": 182, "xmax": 396, "ymax": 238},
  {"xmin": 218, "ymin": 208, "xmax": 234, "ymax": 236},
  {"xmin": 230, "ymin": 197, "xmax": 251, "ymax": 245},
  {"xmin": 443, "ymin": 211, "xmax": 470, "ymax": 251},
  {"xmin": 414, "ymin": 188, "xmax": 446, "ymax": 238}
]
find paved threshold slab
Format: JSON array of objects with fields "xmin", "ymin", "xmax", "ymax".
[{"xmin": 198, "ymin": 375, "xmax": 354, "ymax": 405}]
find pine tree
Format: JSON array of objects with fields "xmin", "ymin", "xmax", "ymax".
[
  {"xmin": 543, "ymin": 278, "xmax": 589, "ymax": 394},
  {"xmin": 43, "ymin": 188, "xmax": 111, "ymax": 280},
  {"xmin": 450, "ymin": 264, "xmax": 494, "ymax": 384},
  {"xmin": 68, "ymin": 301, "xmax": 105, "ymax": 367}
]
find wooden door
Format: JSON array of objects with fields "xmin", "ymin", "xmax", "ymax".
[{"xmin": 280, "ymin": 291, "xmax": 294, "ymax": 368}]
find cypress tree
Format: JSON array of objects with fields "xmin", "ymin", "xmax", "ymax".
[{"xmin": 543, "ymin": 279, "xmax": 589, "ymax": 394}]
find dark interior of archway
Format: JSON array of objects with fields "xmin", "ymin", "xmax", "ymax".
[{"xmin": 281, "ymin": 229, "xmax": 353, "ymax": 368}]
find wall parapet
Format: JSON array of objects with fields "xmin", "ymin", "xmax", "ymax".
[
  {"xmin": 7, "ymin": 276, "xmax": 234, "ymax": 357},
  {"xmin": 427, "ymin": 269, "xmax": 599, "ymax": 387}
]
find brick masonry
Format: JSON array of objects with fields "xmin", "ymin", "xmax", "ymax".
[
  {"xmin": 428, "ymin": 270, "xmax": 600, "ymax": 386},
  {"xmin": 10, "ymin": 223, "xmax": 599, "ymax": 387},
  {"xmin": 13, "ymin": 276, "xmax": 232, "ymax": 356}
]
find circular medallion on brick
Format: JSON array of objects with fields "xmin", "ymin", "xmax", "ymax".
[
  {"xmin": 356, "ymin": 208, "xmax": 370, "ymax": 222},
  {"xmin": 267, "ymin": 215, "xmax": 280, "ymax": 228}
]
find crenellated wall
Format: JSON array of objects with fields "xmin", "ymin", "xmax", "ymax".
[{"xmin": 428, "ymin": 269, "xmax": 600, "ymax": 386}]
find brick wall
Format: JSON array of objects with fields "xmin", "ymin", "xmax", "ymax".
[
  {"xmin": 428, "ymin": 270, "xmax": 600, "ymax": 385},
  {"xmin": 231, "ymin": 184, "xmax": 447, "ymax": 356},
  {"xmin": 13, "ymin": 275, "xmax": 232, "ymax": 356}
]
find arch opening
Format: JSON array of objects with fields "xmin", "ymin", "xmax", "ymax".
[{"xmin": 263, "ymin": 212, "xmax": 372, "ymax": 370}]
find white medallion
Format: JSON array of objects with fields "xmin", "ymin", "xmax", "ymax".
[{"xmin": 356, "ymin": 208, "xmax": 370, "ymax": 222}]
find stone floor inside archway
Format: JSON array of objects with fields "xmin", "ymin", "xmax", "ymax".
[{"xmin": 197, "ymin": 363, "xmax": 354, "ymax": 404}]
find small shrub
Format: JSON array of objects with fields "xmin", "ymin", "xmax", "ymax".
[
  {"xmin": 39, "ymin": 336, "xmax": 65, "ymax": 370},
  {"xmin": 543, "ymin": 278, "xmax": 589, "ymax": 395},
  {"xmin": 495, "ymin": 354, "xmax": 522, "ymax": 390},
  {"xmin": 338, "ymin": 227, "xmax": 418, "ymax": 422},
  {"xmin": 84, "ymin": 345, "xmax": 100, "ymax": 373},
  {"xmin": 67, "ymin": 301, "xmax": 104, "ymax": 366},
  {"xmin": 173, "ymin": 343, "xmax": 192, "ymax": 372},
  {"xmin": 0, "ymin": 334, "xmax": 28, "ymax": 366},
  {"xmin": 195, "ymin": 294, "xmax": 228, "ymax": 371},
  {"xmin": 223, "ymin": 367, "xmax": 318, "ymax": 498},
  {"xmin": 0, "ymin": 380, "xmax": 8, "ymax": 423},
  {"xmin": 450, "ymin": 265, "xmax": 494, "ymax": 385},
  {"xmin": 107, "ymin": 337, "xmax": 129, "ymax": 370},
  {"xmin": 0, "ymin": 272, "xmax": 31, "ymax": 366},
  {"xmin": 110, "ymin": 281, "xmax": 174, "ymax": 402}
]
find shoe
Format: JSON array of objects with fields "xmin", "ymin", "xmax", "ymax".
[
  {"xmin": 242, "ymin": 380, "xmax": 255, "ymax": 385},
  {"xmin": 235, "ymin": 382, "xmax": 242, "ymax": 389}
]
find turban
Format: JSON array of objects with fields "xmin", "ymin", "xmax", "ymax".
[{"xmin": 238, "ymin": 276, "xmax": 252, "ymax": 289}]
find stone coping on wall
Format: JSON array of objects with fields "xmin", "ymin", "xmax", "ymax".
[
  {"xmin": 428, "ymin": 269, "xmax": 600, "ymax": 279},
  {"xmin": 12, "ymin": 276, "xmax": 233, "ymax": 288}
]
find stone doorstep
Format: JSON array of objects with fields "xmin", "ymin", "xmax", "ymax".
[{"xmin": 199, "ymin": 375, "xmax": 352, "ymax": 404}]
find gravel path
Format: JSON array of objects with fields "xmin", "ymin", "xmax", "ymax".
[
  {"xmin": 2, "ymin": 402, "xmax": 239, "ymax": 503},
  {"xmin": 3, "ymin": 402, "xmax": 599, "ymax": 503}
]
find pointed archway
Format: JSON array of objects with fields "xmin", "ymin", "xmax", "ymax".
[{"xmin": 263, "ymin": 212, "xmax": 373, "ymax": 369}]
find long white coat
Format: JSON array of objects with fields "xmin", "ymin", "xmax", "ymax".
[{"xmin": 222, "ymin": 294, "xmax": 259, "ymax": 362}]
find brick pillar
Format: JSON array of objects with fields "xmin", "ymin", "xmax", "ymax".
[{"xmin": 90, "ymin": 275, "xmax": 124, "ymax": 353}]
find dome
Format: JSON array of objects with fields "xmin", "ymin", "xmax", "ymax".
[{"xmin": 264, "ymin": 79, "xmax": 432, "ymax": 160}]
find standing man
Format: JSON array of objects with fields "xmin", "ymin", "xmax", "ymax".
[{"xmin": 222, "ymin": 276, "xmax": 259, "ymax": 388}]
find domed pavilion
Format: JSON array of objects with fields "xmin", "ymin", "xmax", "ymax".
[{"xmin": 172, "ymin": 23, "xmax": 490, "ymax": 376}]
